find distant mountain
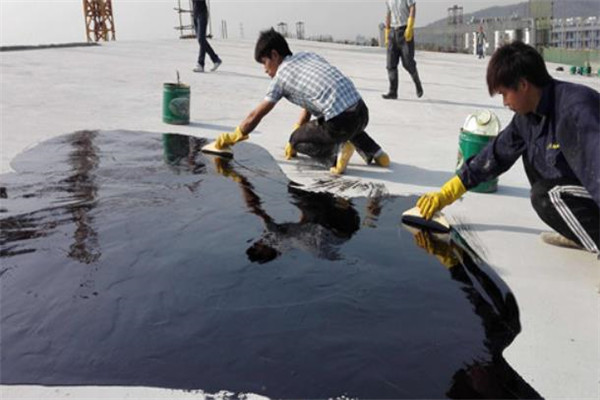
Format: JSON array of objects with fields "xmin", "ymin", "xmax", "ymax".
[{"xmin": 424, "ymin": 0, "xmax": 599, "ymax": 28}]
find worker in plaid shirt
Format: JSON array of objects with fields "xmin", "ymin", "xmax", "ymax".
[{"xmin": 211, "ymin": 28, "xmax": 390, "ymax": 175}]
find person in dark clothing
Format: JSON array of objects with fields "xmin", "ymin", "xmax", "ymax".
[
  {"xmin": 192, "ymin": 0, "xmax": 221, "ymax": 73},
  {"xmin": 415, "ymin": 41, "xmax": 599, "ymax": 254},
  {"xmin": 382, "ymin": 0, "xmax": 423, "ymax": 99},
  {"xmin": 476, "ymin": 25, "xmax": 487, "ymax": 59}
]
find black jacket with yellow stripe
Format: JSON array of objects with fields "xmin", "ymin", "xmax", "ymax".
[{"xmin": 458, "ymin": 79, "xmax": 600, "ymax": 206}]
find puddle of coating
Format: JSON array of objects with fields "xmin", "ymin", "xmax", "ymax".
[{"xmin": 0, "ymin": 130, "xmax": 540, "ymax": 399}]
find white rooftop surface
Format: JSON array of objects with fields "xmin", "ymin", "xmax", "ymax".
[{"xmin": 1, "ymin": 38, "xmax": 599, "ymax": 399}]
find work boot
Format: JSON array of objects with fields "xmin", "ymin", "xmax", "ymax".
[
  {"xmin": 540, "ymin": 232, "xmax": 583, "ymax": 250},
  {"xmin": 193, "ymin": 64, "xmax": 204, "ymax": 73},
  {"xmin": 416, "ymin": 83, "xmax": 424, "ymax": 98},
  {"xmin": 330, "ymin": 142, "xmax": 355, "ymax": 175},
  {"xmin": 383, "ymin": 69, "xmax": 398, "ymax": 99},
  {"xmin": 373, "ymin": 149, "xmax": 390, "ymax": 167},
  {"xmin": 411, "ymin": 71, "xmax": 424, "ymax": 98}
]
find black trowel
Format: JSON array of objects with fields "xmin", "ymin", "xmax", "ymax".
[{"xmin": 401, "ymin": 206, "xmax": 451, "ymax": 233}]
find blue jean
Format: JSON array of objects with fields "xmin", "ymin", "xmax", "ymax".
[{"xmin": 194, "ymin": 12, "xmax": 220, "ymax": 67}]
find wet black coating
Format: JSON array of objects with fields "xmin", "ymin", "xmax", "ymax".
[{"xmin": 0, "ymin": 131, "xmax": 540, "ymax": 399}]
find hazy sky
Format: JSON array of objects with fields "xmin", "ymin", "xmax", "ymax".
[{"xmin": 0, "ymin": 0, "xmax": 524, "ymax": 46}]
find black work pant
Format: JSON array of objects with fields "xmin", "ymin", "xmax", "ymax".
[
  {"xmin": 531, "ymin": 179, "xmax": 599, "ymax": 253},
  {"xmin": 289, "ymin": 100, "xmax": 382, "ymax": 165},
  {"xmin": 386, "ymin": 26, "xmax": 420, "ymax": 94},
  {"xmin": 194, "ymin": 12, "xmax": 220, "ymax": 67},
  {"xmin": 476, "ymin": 44, "xmax": 485, "ymax": 59}
]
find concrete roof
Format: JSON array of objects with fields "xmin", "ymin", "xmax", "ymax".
[{"xmin": 1, "ymin": 38, "xmax": 599, "ymax": 399}]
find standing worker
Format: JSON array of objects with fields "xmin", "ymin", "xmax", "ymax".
[
  {"xmin": 476, "ymin": 25, "xmax": 487, "ymax": 59},
  {"xmin": 205, "ymin": 28, "xmax": 390, "ymax": 175},
  {"xmin": 192, "ymin": 0, "xmax": 222, "ymax": 73},
  {"xmin": 415, "ymin": 41, "xmax": 599, "ymax": 253},
  {"xmin": 382, "ymin": 0, "xmax": 424, "ymax": 99}
]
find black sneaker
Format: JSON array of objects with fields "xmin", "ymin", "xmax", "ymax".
[{"xmin": 382, "ymin": 92, "xmax": 397, "ymax": 100}]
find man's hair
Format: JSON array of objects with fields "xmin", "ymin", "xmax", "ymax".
[
  {"xmin": 486, "ymin": 41, "xmax": 552, "ymax": 95},
  {"xmin": 254, "ymin": 28, "xmax": 292, "ymax": 63}
]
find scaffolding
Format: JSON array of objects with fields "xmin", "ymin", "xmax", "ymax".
[
  {"xmin": 530, "ymin": 0, "xmax": 553, "ymax": 50},
  {"xmin": 221, "ymin": 20, "xmax": 228, "ymax": 39},
  {"xmin": 174, "ymin": 0, "xmax": 195, "ymax": 39},
  {"xmin": 277, "ymin": 22, "xmax": 289, "ymax": 37},
  {"xmin": 296, "ymin": 22, "xmax": 305, "ymax": 40},
  {"xmin": 82, "ymin": 0, "xmax": 116, "ymax": 42},
  {"xmin": 447, "ymin": 5, "xmax": 464, "ymax": 52},
  {"xmin": 174, "ymin": 0, "xmax": 213, "ymax": 39}
]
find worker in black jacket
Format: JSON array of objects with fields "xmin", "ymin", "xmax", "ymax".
[{"xmin": 416, "ymin": 41, "xmax": 599, "ymax": 253}]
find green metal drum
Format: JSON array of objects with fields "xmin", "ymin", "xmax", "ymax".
[
  {"xmin": 163, "ymin": 83, "xmax": 190, "ymax": 125},
  {"xmin": 456, "ymin": 130, "xmax": 498, "ymax": 193},
  {"xmin": 456, "ymin": 110, "xmax": 500, "ymax": 193}
]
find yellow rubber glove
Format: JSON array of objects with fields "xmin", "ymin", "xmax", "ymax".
[
  {"xmin": 215, "ymin": 126, "xmax": 248, "ymax": 150},
  {"xmin": 404, "ymin": 16, "xmax": 414, "ymax": 42},
  {"xmin": 284, "ymin": 123, "xmax": 301, "ymax": 160},
  {"xmin": 417, "ymin": 175, "xmax": 466, "ymax": 219},
  {"xmin": 384, "ymin": 27, "xmax": 390, "ymax": 47},
  {"xmin": 284, "ymin": 142, "xmax": 296, "ymax": 160}
]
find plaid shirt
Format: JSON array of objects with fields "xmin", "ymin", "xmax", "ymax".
[{"xmin": 264, "ymin": 52, "xmax": 361, "ymax": 121}]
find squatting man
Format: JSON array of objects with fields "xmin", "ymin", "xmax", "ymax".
[
  {"xmin": 416, "ymin": 41, "xmax": 599, "ymax": 254},
  {"xmin": 209, "ymin": 28, "xmax": 390, "ymax": 175}
]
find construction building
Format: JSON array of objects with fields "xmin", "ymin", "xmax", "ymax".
[
  {"xmin": 414, "ymin": 0, "xmax": 600, "ymax": 59},
  {"xmin": 551, "ymin": 17, "xmax": 600, "ymax": 49}
]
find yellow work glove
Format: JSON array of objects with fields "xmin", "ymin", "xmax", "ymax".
[
  {"xmin": 384, "ymin": 27, "xmax": 390, "ymax": 47},
  {"xmin": 215, "ymin": 126, "xmax": 248, "ymax": 150},
  {"xmin": 284, "ymin": 142, "xmax": 296, "ymax": 160},
  {"xmin": 284, "ymin": 123, "xmax": 301, "ymax": 160},
  {"xmin": 417, "ymin": 175, "xmax": 466, "ymax": 219},
  {"xmin": 404, "ymin": 16, "xmax": 414, "ymax": 42}
]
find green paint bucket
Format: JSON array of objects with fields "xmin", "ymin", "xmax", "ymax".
[
  {"xmin": 163, "ymin": 82, "xmax": 190, "ymax": 125},
  {"xmin": 456, "ymin": 110, "xmax": 500, "ymax": 193}
]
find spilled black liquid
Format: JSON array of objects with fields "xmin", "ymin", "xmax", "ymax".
[{"xmin": 0, "ymin": 131, "xmax": 540, "ymax": 399}]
